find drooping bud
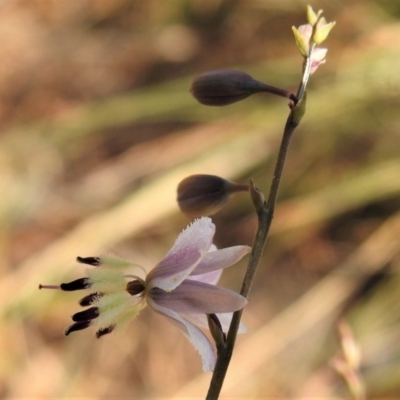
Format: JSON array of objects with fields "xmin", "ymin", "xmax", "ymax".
[
  {"xmin": 190, "ymin": 70, "xmax": 296, "ymax": 106},
  {"xmin": 177, "ymin": 174, "xmax": 248, "ymax": 217}
]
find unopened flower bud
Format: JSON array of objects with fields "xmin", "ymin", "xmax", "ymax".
[
  {"xmin": 306, "ymin": 5, "xmax": 322, "ymax": 26},
  {"xmin": 292, "ymin": 6, "xmax": 335, "ymax": 75},
  {"xmin": 292, "ymin": 25, "xmax": 311, "ymax": 57},
  {"xmin": 312, "ymin": 19, "xmax": 336, "ymax": 45},
  {"xmin": 177, "ymin": 174, "xmax": 248, "ymax": 217},
  {"xmin": 190, "ymin": 70, "xmax": 295, "ymax": 106}
]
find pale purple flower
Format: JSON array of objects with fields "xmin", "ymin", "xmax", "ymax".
[{"xmin": 40, "ymin": 217, "xmax": 250, "ymax": 371}]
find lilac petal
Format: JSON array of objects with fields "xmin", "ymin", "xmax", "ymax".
[
  {"xmin": 147, "ymin": 297, "xmax": 216, "ymax": 371},
  {"xmin": 208, "ymin": 244, "xmax": 217, "ymax": 252},
  {"xmin": 191, "ymin": 245, "xmax": 251, "ymax": 276},
  {"xmin": 188, "ymin": 269, "xmax": 222, "ymax": 285},
  {"xmin": 190, "ymin": 244, "xmax": 222, "ymax": 284},
  {"xmin": 149, "ymin": 280, "xmax": 247, "ymax": 314},
  {"xmin": 182, "ymin": 313, "xmax": 247, "ymax": 334},
  {"xmin": 146, "ymin": 217, "xmax": 215, "ymax": 292},
  {"xmin": 312, "ymin": 47, "xmax": 328, "ymax": 61}
]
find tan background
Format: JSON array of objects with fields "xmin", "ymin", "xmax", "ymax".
[{"xmin": 1, "ymin": 0, "xmax": 400, "ymax": 398}]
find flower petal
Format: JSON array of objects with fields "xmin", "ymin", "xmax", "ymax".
[
  {"xmin": 149, "ymin": 280, "xmax": 247, "ymax": 314},
  {"xmin": 187, "ymin": 243, "xmax": 222, "ymax": 285},
  {"xmin": 292, "ymin": 24, "xmax": 311, "ymax": 57},
  {"xmin": 313, "ymin": 20, "xmax": 336, "ymax": 45},
  {"xmin": 147, "ymin": 297, "xmax": 216, "ymax": 371},
  {"xmin": 189, "ymin": 269, "xmax": 222, "ymax": 285},
  {"xmin": 311, "ymin": 47, "xmax": 328, "ymax": 62},
  {"xmin": 306, "ymin": 5, "xmax": 319, "ymax": 26},
  {"xmin": 191, "ymin": 245, "xmax": 251, "ymax": 276},
  {"xmin": 146, "ymin": 217, "xmax": 215, "ymax": 291},
  {"xmin": 310, "ymin": 47, "xmax": 327, "ymax": 74},
  {"xmin": 182, "ymin": 312, "xmax": 247, "ymax": 334}
]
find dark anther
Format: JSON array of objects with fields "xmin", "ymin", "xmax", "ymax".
[
  {"xmin": 77, "ymin": 256, "xmax": 101, "ymax": 266},
  {"xmin": 126, "ymin": 280, "xmax": 145, "ymax": 296},
  {"xmin": 65, "ymin": 320, "xmax": 91, "ymax": 336},
  {"xmin": 60, "ymin": 278, "xmax": 91, "ymax": 291},
  {"xmin": 96, "ymin": 325, "xmax": 115, "ymax": 338},
  {"xmin": 72, "ymin": 307, "xmax": 99, "ymax": 322},
  {"xmin": 79, "ymin": 292, "xmax": 102, "ymax": 307}
]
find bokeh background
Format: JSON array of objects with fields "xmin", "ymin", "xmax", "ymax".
[{"xmin": 1, "ymin": 0, "xmax": 400, "ymax": 398}]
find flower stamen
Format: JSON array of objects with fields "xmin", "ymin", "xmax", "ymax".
[
  {"xmin": 38, "ymin": 284, "xmax": 60, "ymax": 290},
  {"xmin": 72, "ymin": 307, "xmax": 99, "ymax": 322},
  {"xmin": 77, "ymin": 256, "xmax": 101, "ymax": 266},
  {"xmin": 65, "ymin": 320, "xmax": 92, "ymax": 336},
  {"xmin": 40, "ymin": 218, "xmax": 251, "ymax": 372},
  {"xmin": 60, "ymin": 278, "xmax": 92, "ymax": 291},
  {"xmin": 79, "ymin": 292, "xmax": 103, "ymax": 306},
  {"xmin": 96, "ymin": 325, "xmax": 115, "ymax": 338}
]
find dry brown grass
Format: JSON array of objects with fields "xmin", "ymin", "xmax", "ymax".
[{"xmin": 1, "ymin": 1, "xmax": 400, "ymax": 398}]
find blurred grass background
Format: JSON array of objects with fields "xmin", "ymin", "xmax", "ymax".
[{"xmin": 1, "ymin": 0, "xmax": 400, "ymax": 398}]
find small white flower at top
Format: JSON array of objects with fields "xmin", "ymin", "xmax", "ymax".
[
  {"xmin": 40, "ymin": 217, "xmax": 250, "ymax": 372},
  {"xmin": 292, "ymin": 5, "xmax": 336, "ymax": 74}
]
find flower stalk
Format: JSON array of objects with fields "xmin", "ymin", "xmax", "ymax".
[
  {"xmin": 205, "ymin": 6, "xmax": 334, "ymax": 398},
  {"xmin": 206, "ymin": 97, "xmax": 305, "ymax": 399}
]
